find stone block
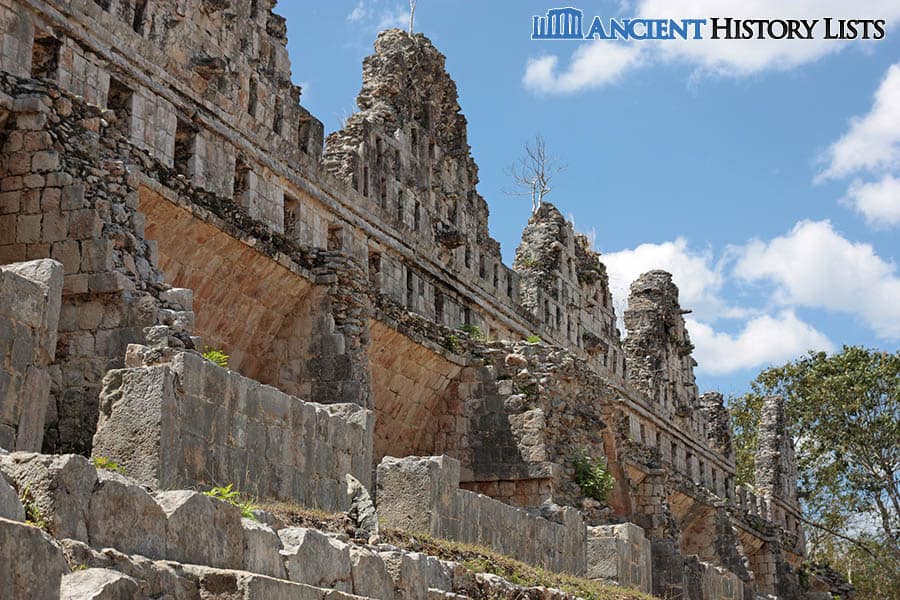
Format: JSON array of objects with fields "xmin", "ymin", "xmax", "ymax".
[
  {"xmin": 376, "ymin": 455, "xmax": 459, "ymax": 536},
  {"xmin": 278, "ymin": 527, "xmax": 352, "ymax": 591},
  {"xmin": 88, "ymin": 470, "xmax": 167, "ymax": 559},
  {"xmin": 60, "ymin": 568, "xmax": 140, "ymax": 600},
  {"xmin": 0, "ymin": 516, "xmax": 70, "ymax": 598},
  {"xmin": 242, "ymin": 517, "xmax": 287, "ymax": 579},
  {"xmin": 0, "ymin": 473, "xmax": 25, "ymax": 521},
  {"xmin": 378, "ymin": 550, "xmax": 429, "ymax": 600},
  {"xmin": 350, "ymin": 545, "xmax": 395, "ymax": 600},
  {"xmin": 180, "ymin": 565, "xmax": 325, "ymax": 600},
  {"xmin": 155, "ymin": 490, "xmax": 243, "ymax": 569},
  {"xmin": 0, "ymin": 452, "xmax": 96, "ymax": 540}
]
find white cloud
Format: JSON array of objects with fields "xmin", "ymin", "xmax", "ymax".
[
  {"xmin": 347, "ymin": 2, "xmax": 367, "ymax": 22},
  {"xmin": 733, "ymin": 220, "xmax": 900, "ymax": 338},
  {"xmin": 842, "ymin": 175, "xmax": 900, "ymax": 227},
  {"xmin": 819, "ymin": 64, "xmax": 900, "ymax": 180},
  {"xmin": 346, "ymin": 1, "xmax": 409, "ymax": 30},
  {"xmin": 688, "ymin": 312, "xmax": 833, "ymax": 375},
  {"xmin": 524, "ymin": 2, "xmax": 900, "ymax": 94},
  {"xmin": 524, "ymin": 43, "xmax": 642, "ymax": 93}
]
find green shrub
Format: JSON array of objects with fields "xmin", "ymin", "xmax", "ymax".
[
  {"xmin": 204, "ymin": 484, "xmax": 257, "ymax": 520},
  {"xmin": 202, "ymin": 347, "xmax": 229, "ymax": 368},
  {"xmin": 572, "ymin": 450, "xmax": 615, "ymax": 504},
  {"xmin": 444, "ymin": 334, "xmax": 461, "ymax": 353},
  {"xmin": 526, "ymin": 335, "xmax": 542, "ymax": 344},
  {"xmin": 20, "ymin": 484, "xmax": 47, "ymax": 531},
  {"xmin": 459, "ymin": 324, "xmax": 486, "ymax": 341},
  {"xmin": 92, "ymin": 456, "xmax": 126, "ymax": 475}
]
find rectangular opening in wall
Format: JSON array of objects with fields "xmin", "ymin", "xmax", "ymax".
[
  {"xmin": 410, "ymin": 126, "xmax": 418, "ymax": 157},
  {"xmin": 434, "ymin": 290, "xmax": 444, "ymax": 322},
  {"xmin": 132, "ymin": 0, "xmax": 148, "ymax": 33},
  {"xmin": 362, "ymin": 166, "xmax": 369, "ymax": 197},
  {"xmin": 93, "ymin": 0, "xmax": 112, "ymax": 11},
  {"xmin": 173, "ymin": 118, "xmax": 197, "ymax": 177},
  {"xmin": 379, "ymin": 177, "xmax": 387, "ymax": 210},
  {"xmin": 327, "ymin": 224, "xmax": 344, "ymax": 251},
  {"xmin": 506, "ymin": 274, "xmax": 513, "ymax": 298},
  {"xmin": 464, "ymin": 245, "xmax": 471, "ymax": 269},
  {"xmin": 106, "ymin": 78, "xmax": 134, "ymax": 135},
  {"xmin": 492, "ymin": 263, "xmax": 499, "ymax": 288},
  {"xmin": 405, "ymin": 268, "xmax": 414, "ymax": 308},
  {"xmin": 414, "ymin": 200, "xmax": 420, "ymax": 231},
  {"xmin": 234, "ymin": 155, "xmax": 251, "ymax": 207},
  {"xmin": 297, "ymin": 115, "xmax": 310, "ymax": 153},
  {"xmin": 283, "ymin": 193, "xmax": 299, "ymax": 240},
  {"xmin": 478, "ymin": 255, "xmax": 486, "ymax": 279},
  {"xmin": 368, "ymin": 251, "xmax": 381, "ymax": 287},
  {"xmin": 248, "ymin": 78, "xmax": 258, "ymax": 117},
  {"xmin": 396, "ymin": 189, "xmax": 404, "ymax": 223},
  {"xmin": 273, "ymin": 97, "xmax": 283, "ymax": 135},
  {"xmin": 31, "ymin": 35, "xmax": 62, "ymax": 80}
]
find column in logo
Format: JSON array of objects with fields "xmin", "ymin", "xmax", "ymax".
[{"xmin": 532, "ymin": 7, "xmax": 584, "ymax": 40}]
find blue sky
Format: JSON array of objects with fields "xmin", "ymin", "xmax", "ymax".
[{"xmin": 279, "ymin": 2, "xmax": 900, "ymax": 396}]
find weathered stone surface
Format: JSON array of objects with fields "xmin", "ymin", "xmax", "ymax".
[
  {"xmin": 60, "ymin": 567, "xmax": 140, "ymax": 600},
  {"xmin": 0, "ymin": 259, "xmax": 63, "ymax": 452},
  {"xmin": 181, "ymin": 564, "xmax": 337, "ymax": 600},
  {"xmin": 58, "ymin": 539, "xmax": 199, "ymax": 599},
  {"xmin": 155, "ymin": 490, "xmax": 243, "ymax": 570},
  {"xmin": 379, "ymin": 550, "xmax": 429, "ymax": 600},
  {"xmin": 0, "ymin": 452, "xmax": 96, "ymax": 540},
  {"xmin": 0, "ymin": 516, "xmax": 70, "ymax": 598},
  {"xmin": 377, "ymin": 455, "xmax": 586, "ymax": 575},
  {"xmin": 586, "ymin": 523, "xmax": 652, "ymax": 593},
  {"xmin": 94, "ymin": 348, "xmax": 373, "ymax": 511},
  {"xmin": 242, "ymin": 517, "xmax": 287, "ymax": 580},
  {"xmin": 279, "ymin": 526, "xmax": 353, "ymax": 591},
  {"xmin": 88, "ymin": 469, "xmax": 167, "ymax": 559},
  {"xmin": 351, "ymin": 545, "xmax": 396, "ymax": 600},
  {"xmin": 0, "ymin": 472, "xmax": 25, "ymax": 521}
]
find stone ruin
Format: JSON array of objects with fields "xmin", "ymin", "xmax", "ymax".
[{"xmin": 0, "ymin": 1, "xmax": 826, "ymax": 598}]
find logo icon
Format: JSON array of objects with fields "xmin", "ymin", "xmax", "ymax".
[{"xmin": 532, "ymin": 7, "xmax": 585, "ymax": 40}]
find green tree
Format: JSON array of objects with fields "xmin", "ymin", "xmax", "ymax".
[{"xmin": 730, "ymin": 346, "xmax": 899, "ymax": 595}]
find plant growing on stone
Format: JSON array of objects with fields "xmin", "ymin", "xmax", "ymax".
[
  {"xmin": 19, "ymin": 484, "xmax": 47, "ymax": 531},
  {"xmin": 202, "ymin": 347, "xmax": 229, "ymax": 368},
  {"xmin": 444, "ymin": 334, "xmax": 461, "ymax": 353},
  {"xmin": 459, "ymin": 324, "xmax": 486, "ymax": 342},
  {"xmin": 204, "ymin": 484, "xmax": 258, "ymax": 520},
  {"xmin": 92, "ymin": 456, "xmax": 126, "ymax": 475},
  {"xmin": 572, "ymin": 450, "xmax": 615, "ymax": 505},
  {"xmin": 526, "ymin": 335, "xmax": 542, "ymax": 344}
]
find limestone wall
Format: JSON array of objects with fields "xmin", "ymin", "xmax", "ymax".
[
  {"xmin": 0, "ymin": 258, "xmax": 62, "ymax": 451},
  {"xmin": 92, "ymin": 345, "xmax": 374, "ymax": 512},
  {"xmin": 377, "ymin": 455, "xmax": 587, "ymax": 576},
  {"xmin": 586, "ymin": 523, "xmax": 652, "ymax": 594}
]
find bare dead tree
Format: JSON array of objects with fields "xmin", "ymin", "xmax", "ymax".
[
  {"xmin": 408, "ymin": 0, "xmax": 418, "ymax": 34},
  {"xmin": 505, "ymin": 134, "xmax": 566, "ymax": 214}
]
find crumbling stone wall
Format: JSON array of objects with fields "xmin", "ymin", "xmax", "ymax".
[
  {"xmin": 0, "ymin": 258, "xmax": 61, "ymax": 450},
  {"xmin": 513, "ymin": 204, "xmax": 624, "ymax": 377},
  {"xmin": 93, "ymin": 344, "xmax": 373, "ymax": 511},
  {"xmin": 624, "ymin": 271, "xmax": 700, "ymax": 431}
]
